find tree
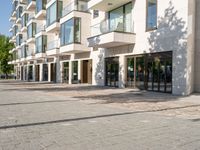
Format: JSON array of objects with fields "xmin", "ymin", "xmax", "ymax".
[{"xmin": 0, "ymin": 34, "xmax": 14, "ymax": 78}]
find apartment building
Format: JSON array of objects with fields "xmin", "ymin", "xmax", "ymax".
[{"xmin": 9, "ymin": 0, "xmax": 199, "ymax": 95}]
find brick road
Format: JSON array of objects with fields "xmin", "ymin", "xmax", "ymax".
[{"xmin": 0, "ymin": 80, "xmax": 200, "ymax": 150}]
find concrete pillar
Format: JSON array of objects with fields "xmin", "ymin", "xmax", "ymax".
[
  {"xmin": 39, "ymin": 64, "xmax": 43, "ymax": 82},
  {"xmin": 78, "ymin": 60, "xmax": 82, "ymax": 83},
  {"xmin": 69, "ymin": 61, "xmax": 72, "ymax": 84},
  {"xmin": 48, "ymin": 63, "xmax": 51, "ymax": 82},
  {"xmin": 32, "ymin": 64, "xmax": 36, "ymax": 82},
  {"xmin": 56, "ymin": 57, "xmax": 61, "ymax": 83},
  {"xmin": 119, "ymin": 55, "xmax": 126, "ymax": 88}
]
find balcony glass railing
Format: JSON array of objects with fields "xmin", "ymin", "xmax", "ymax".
[
  {"xmin": 26, "ymin": 49, "xmax": 35, "ymax": 57},
  {"xmin": 91, "ymin": 18, "xmax": 133, "ymax": 36},
  {"xmin": 62, "ymin": 0, "xmax": 88, "ymax": 17},
  {"xmin": 28, "ymin": 0, "xmax": 36, "ymax": 5},
  {"xmin": 47, "ymin": 40, "xmax": 59, "ymax": 50},
  {"xmin": 36, "ymin": 25, "xmax": 46, "ymax": 33}
]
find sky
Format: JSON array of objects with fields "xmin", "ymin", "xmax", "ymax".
[{"xmin": 0, "ymin": 0, "xmax": 12, "ymax": 37}]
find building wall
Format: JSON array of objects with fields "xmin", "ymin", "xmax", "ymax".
[{"xmin": 90, "ymin": 0, "xmax": 191, "ymax": 95}]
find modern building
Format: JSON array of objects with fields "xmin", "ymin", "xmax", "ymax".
[{"xmin": 9, "ymin": 0, "xmax": 200, "ymax": 95}]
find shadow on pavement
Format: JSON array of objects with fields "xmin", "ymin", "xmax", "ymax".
[{"xmin": 0, "ymin": 104, "xmax": 199, "ymax": 130}]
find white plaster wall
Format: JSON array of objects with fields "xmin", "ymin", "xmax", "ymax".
[{"xmin": 90, "ymin": 0, "xmax": 191, "ymax": 95}]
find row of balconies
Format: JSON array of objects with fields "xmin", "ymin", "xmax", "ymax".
[{"xmin": 9, "ymin": 0, "xmax": 136, "ymax": 65}]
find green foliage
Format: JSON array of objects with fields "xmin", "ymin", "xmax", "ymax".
[{"xmin": 0, "ymin": 35, "xmax": 14, "ymax": 77}]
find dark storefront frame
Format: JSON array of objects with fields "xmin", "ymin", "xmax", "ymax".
[
  {"xmin": 105, "ymin": 57, "xmax": 119, "ymax": 87},
  {"xmin": 126, "ymin": 51, "xmax": 172, "ymax": 93}
]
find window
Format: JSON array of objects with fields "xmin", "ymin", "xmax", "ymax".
[
  {"xmin": 35, "ymin": 35, "xmax": 47, "ymax": 53},
  {"xmin": 36, "ymin": 0, "xmax": 46, "ymax": 13},
  {"xmin": 16, "ymin": 34, "xmax": 22, "ymax": 46},
  {"xmin": 146, "ymin": 0, "xmax": 157, "ymax": 31},
  {"xmin": 108, "ymin": 3, "xmax": 132, "ymax": 33},
  {"xmin": 93, "ymin": 10, "xmax": 99, "ymax": 19},
  {"xmin": 21, "ymin": 13, "xmax": 28, "ymax": 27},
  {"xmin": 27, "ymin": 23, "xmax": 36, "ymax": 39},
  {"xmin": 60, "ymin": 18, "xmax": 81, "ymax": 46},
  {"xmin": 46, "ymin": 1, "xmax": 63, "ymax": 27}
]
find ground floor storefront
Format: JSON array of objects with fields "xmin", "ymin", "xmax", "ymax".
[{"xmin": 15, "ymin": 51, "xmax": 173, "ymax": 94}]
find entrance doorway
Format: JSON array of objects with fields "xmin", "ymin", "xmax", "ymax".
[
  {"xmin": 24, "ymin": 66, "xmax": 27, "ymax": 81},
  {"xmin": 21, "ymin": 66, "xmax": 24, "ymax": 81},
  {"xmin": 72, "ymin": 61, "xmax": 79, "ymax": 84},
  {"xmin": 82, "ymin": 60, "xmax": 92, "ymax": 84},
  {"xmin": 28, "ymin": 66, "xmax": 33, "ymax": 81},
  {"xmin": 63, "ymin": 62, "xmax": 69, "ymax": 83},
  {"xmin": 50, "ymin": 63, "xmax": 56, "ymax": 82},
  {"xmin": 35, "ymin": 65, "xmax": 40, "ymax": 81},
  {"xmin": 43, "ymin": 64, "xmax": 48, "ymax": 81},
  {"xmin": 105, "ymin": 57, "xmax": 119, "ymax": 87}
]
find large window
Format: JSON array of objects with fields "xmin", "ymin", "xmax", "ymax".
[
  {"xmin": 16, "ymin": 34, "xmax": 22, "ymax": 46},
  {"xmin": 46, "ymin": 1, "xmax": 63, "ymax": 27},
  {"xmin": 126, "ymin": 52, "xmax": 172, "ymax": 93},
  {"xmin": 21, "ymin": 14, "xmax": 28, "ymax": 27},
  {"xmin": 16, "ymin": 6, "xmax": 23, "ymax": 20},
  {"xmin": 108, "ymin": 3, "xmax": 132, "ymax": 33},
  {"xmin": 60, "ymin": 17, "xmax": 81, "ymax": 46},
  {"xmin": 21, "ymin": 45, "xmax": 28, "ymax": 58},
  {"xmin": 35, "ymin": 35, "xmax": 47, "ymax": 53},
  {"xmin": 146, "ymin": 0, "xmax": 157, "ymax": 30},
  {"xmin": 27, "ymin": 23, "xmax": 36, "ymax": 39},
  {"xmin": 36, "ymin": 0, "xmax": 47, "ymax": 13}
]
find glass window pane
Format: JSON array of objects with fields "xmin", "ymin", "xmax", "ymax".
[
  {"xmin": 109, "ymin": 6, "xmax": 124, "ymax": 32},
  {"xmin": 74, "ymin": 18, "xmax": 81, "ymax": 43},
  {"xmin": 147, "ymin": 0, "xmax": 157, "ymax": 30},
  {"xmin": 125, "ymin": 3, "xmax": 132, "ymax": 32}
]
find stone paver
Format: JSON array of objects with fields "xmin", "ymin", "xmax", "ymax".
[{"xmin": 0, "ymin": 80, "xmax": 200, "ymax": 150}]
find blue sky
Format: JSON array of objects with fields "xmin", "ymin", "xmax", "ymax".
[{"xmin": 0, "ymin": 1, "xmax": 12, "ymax": 37}]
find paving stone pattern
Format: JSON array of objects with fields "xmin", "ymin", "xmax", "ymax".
[{"xmin": 0, "ymin": 80, "xmax": 200, "ymax": 150}]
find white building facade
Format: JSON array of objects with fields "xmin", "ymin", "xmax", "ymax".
[{"xmin": 9, "ymin": 0, "xmax": 199, "ymax": 95}]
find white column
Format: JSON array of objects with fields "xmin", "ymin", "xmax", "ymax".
[
  {"xmin": 78, "ymin": 60, "xmax": 82, "ymax": 84},
  {"xmin": 48, "ymin": 63, "xmax": 51, "ymax": 82},
  {"xmin": 119, "ymin": 55, "xmax": 126, "ymax": 88},
  {"xmin": 32, "ymin": 64, "xmax": 36, "ymax": 82},
  {"xmin": 39, "ymin": 64, "xmax": 43, "ymax": 82},
  {"xmin": 69, "ymin": 61, "xmax": 72, "ymax": 84}
]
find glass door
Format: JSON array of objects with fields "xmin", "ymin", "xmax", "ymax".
[
  {"xmin": 105, "ymin": 57, "xmax": 119, "ymax": 87},
  {"xmin": 72, "ymin": 61, "xmax": 78, "ymax": 84},
  {"xmin": 127, "ymin": 57, "xmax": 134, "ymax": 87},
  {"xmin": 43, "ymin": 64, "xmax": 48, "ymax": 81},
  {"xmin": 63, "ymin": 62, "xmax": 69, "ymax": 83},
  {"xmin": 136, "ymin": 57, "xmax": 145, "ymax": 90}
]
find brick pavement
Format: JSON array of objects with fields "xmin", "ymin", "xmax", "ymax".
[{"xmin": 0, "ymin": 80, "xmax": 200, "ymax": 150}]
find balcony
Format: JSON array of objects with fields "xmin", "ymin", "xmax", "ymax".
[
  {"xmin": 35, "ymin": 10, "xmax": 46, "ymax": 20},
  {"xmin": 26, "ymin": 50, "xmax": 35, "ymax": 61},
  {"xmin": 88, "ymin": 19, "xmax": 135, "ymax": 48},
  {"xmin": 88, "ymin": 0, "xmax": 131, "ymax": 12},
  {"xmin": 46, "ymin": 22, "xmax": 60, "ymax": 33},
  {"xmin": 35, "ymin": 0, "xmax": 47, "ymax": 20},
  {"xmin": 36, "ymin": 25, "xmax": 46, "ymax": 35},
  {"xmin": 9, "ymin": 16, "xmax": 16, "ymax": 22},
  {"xmin": 27, "ymin": 0, "xmax": 36, "ymax": 11},
  {"xmin": 46, "ymin": 40, "xmax": 59, "ymax": 56},
  {"xmin": 62, "ymin": 1, "xmax": 88, "ymax": 18},
  {"xmin": 46, "ymin": 0, "xmax": 62, "ymax": 33},
  {"xmin": 60, "ymin": 43, "xmax": 90, "ymax": 54}
]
